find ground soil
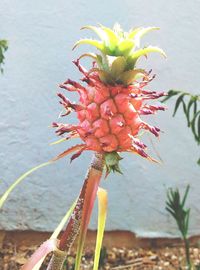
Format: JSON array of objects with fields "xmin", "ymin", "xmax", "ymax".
[{"xmin": 1, "ymin": 240, "xmax": 200, "ymax": 270}]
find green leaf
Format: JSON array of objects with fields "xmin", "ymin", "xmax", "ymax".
[
  {"xmin": 0, "ymin": 161, "xmax": 53, "ymax": 209},
  {"xmin": 73, "ymin": 39, "xmax": 103, "ymax": 51},
  {"xmin": 166, "ymin": 206, "xmax": 176, "ymax": 219},
  {"xmin": 132, "ymin": 46, "xmax": 166, "ymax": 59},
  {"xmin": 191, "ymin": 111, "xmax": 200, "ymax": 142},
  {"xmin": 110, "ymin": 56, "xmax": 126, "ymax": 78},
  {"xmin": 79, "ymin": 53, "xmax": 103, "ymax": 69},
  {"xmin": 128, "ymin": 27, "xmax": 159, "ymax": 46},
  {"xmin": 0, "ymin": 39, "xmax": 8, "ymax": 73},
  {"xmin": 162, "ymin": 90, "xmax": 180, "ymax": 102},
  {"xmin": 81, "ymin": 26, "xmax": 107, "ymax": 41},
  {"xmin": 197, "ymin": 158, "xmax": 200, "ymax": 165},
  {"xmin": 184, "ymin": 209, "xmax": 190, "ymax": 235},
  {"xmin": 186, "ymin": 97, "xmax": 196, "ymax": 127},
  {"xmin": 173, "ymin": 93, "xmax": 186, "ymax": 116},
  {"xmin": 166, "ymin": 186, "xmax": 191, "ymax": 241},
  {"xmin": 88, "ymin": 68, "xmax": 114, "ymax": 84},
  {"xmin": 128, "ymin": 27, "xmax": 142, "ymax": 39},
  {"xmin": 128, "ymin": 46, "xmax": 166, "ymax": 68},
  {"xmin": 198, "ymin": 114, "xmax": 200, "ymax": 143},
  {"xmin": 100, "ymin": 26, "xmax": 118, "ymax": 51},
  {"xmin": 50, "ymin": 138, "xmax": 67, "ymax": 145},
  {"xmin": 181, "ymin": 185, "xmax": 190, "ymax": 208},
  {"xmin": 118, "ymin": 69, "xmax": 146, "ymax": 85},
  {"xmin": 117, "ymin": 39, "xmax": 135, "ymax": 55},
  {"xmin": 93, "ymin": 188, "xmax": 108, "ymax": 270}
]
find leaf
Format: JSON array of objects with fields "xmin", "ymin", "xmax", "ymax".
[
  {"xmin": 0, "ymin": 161, "xmax": 52, "ymax": 209},
  {"xmin": 128, "ymin": 46, "xmax": 166, "ymax": 68},
  {"xmin": 162, "ymin": 89, "xmax": 180, "ymax": 102},
  {"xmin": 186, "ymin": 97, "xmax": 196, "ymax": 127},
  {"xmin": 81, "ymin": 26, "xmax": 107, "ymax": 41},
  {"xmin": 21, "ymin": 239, "xmax": 58, "ymax": 270},
  {"xmin": 100, "ymin": 26, "xmax": 118, "ymax": 51},
  {"xmin": 89, "ymin": 68, "xmax": 114, "ymax": 84},
  {"xmin": 166, "ymin": 207, "xmax": 176, "ymax": 219},
  {"xmin": 32, "ymin": 200, "xmax": 76, "ymax": 270},
  {"xmin": 198, "ymin": 114, "xmax": 200, "ymax": 143},
  {"xmin": 110, "ymin": 56, "xmax": 126, "ymax": 78},
  {"xmin": 173, "ymin": 93, "xmax": 186, "ymax": 116},
  {"xmin": 128, "ymin": 27, "xmax": 160, "ymax": 47},
  {"xmin": 73, "ymin": 39, "xmax": 103, "ymax": 51},
  {"xmin": 197, "ymin": 158, "xmax": 200, "ymax": 165},
  {"xmin": 128, "ymin": 27, "xmax": 142, "ymax": 39},
  {"xmin": 191, "ymin": 111, "xmax": 200, "ymax": 142},
  {"xmin": 181, "ymin": 185, "xmax": 190, "ymax": 208},
  {"xmin": 166, "ymin": 186, "xmax": 191, "ymax": 240},
  {"xmin": 118, "ymin": 69, "xmax": 146, "ymax": 85},
  {"xmin": 93, "ymin": 188, "xmax": 108, "ymax": 270},
  {"xmin": 117, "ymin": 39, "xmax": 135, "ymax": 55},
  {"xmin": 50, "ymin": 138, "xmax": 67, "ymax": 145},
  {"xmin": 79, "ymin": 53, "xmax": 103, "ymax": 69},
  {"xmin": 52, "ymin": 144, "xmax": 86, "ymax": 161},
  {"xmin": 0, "ymin": 39, "xmax": 8, "ymax": 72},
  {"xmin": 184, "ymin": 209, "xmax": 190, "ymax": 235}
]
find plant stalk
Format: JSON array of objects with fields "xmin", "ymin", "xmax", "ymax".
[
  {"xmin": 47, "ymin": 152, "xmax": 104, "ymax": 270},
  {"xmin": 184, "ymin": 237, "xmax": 191, "ymax": 270}
]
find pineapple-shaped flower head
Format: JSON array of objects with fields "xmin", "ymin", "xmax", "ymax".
[{"xmin": 53, "ymin": 24, "xmax": 166, "ymax": 175}]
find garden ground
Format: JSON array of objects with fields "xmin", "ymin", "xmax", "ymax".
[{"xmin": 1, "ymin": 231, "xmax": 200, "ymax": 270}]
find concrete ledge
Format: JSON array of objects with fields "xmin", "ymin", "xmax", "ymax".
[{"xmin": 1, "ymin": 230, "xmax": 200, "ymax": 249}]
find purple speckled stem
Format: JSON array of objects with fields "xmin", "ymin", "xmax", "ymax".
[{"xmin": 47, "ymin": 152, "xmax": 104, "ymax": 270}]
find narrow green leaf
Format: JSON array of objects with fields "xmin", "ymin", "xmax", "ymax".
[
  {"xmin": 198, "ymin": 114, "xmax": 200, "ymax": 143},
  {"xmin": 100, "ymin": 26, "xmax": 118, "ymax": 51},
  {"xmin": 119, "ymin": 69, "xmax": 146, "ymax": 85},
  {"xmin": 191, "ymin": 111, "xmax": 200, "ymax": 142},
  {"xmin": 166, "ymin": 207, "xmax": 176, "ymax": 219},
  {"xmin": 117, "ymin": 39, "xmax": 135, "ymax": 55},
  {"xmin": 73, "ymin": 39, "xmax": 103, "ymax": 51},
  {"xmin": 50, "ymin": 138, "xmax": 66, "ymax": 145},
  {"xmin": 162, "ymin": 90, "xmax": 180, "ymax": 102},
  {"xmin": 0, "ymin": 161, "xmax": 53, "ymax": 209},
  {"xmin": 128, "ymin": 27, "xmax": 159, "ymax": 47},
  {"xmin": 173, "ymin": 93, "xmax": 185, "ymax": 116},
  {"xmin": 197, "ymin": 158, "xmax": 200, "ymax": 165},
  {"xmin": 186, "ymin": 98, "xmax": 196, "ymax": 127},
  {"xmin": 184, "ymin": 209, "xmax": 190, "ymax": 235},
  {"xmin": 110, "ymin": 56, "xmax": 126, "ymax": 78},
  {"xmin": 81, "ymin": 26, "xmax": 107, "ymax": 41},
  {"xmin": 93, "ymin": 188, "xmax": 108, "ymax": 270},
  {"xmin": 97, "ymin": 70, "xmax": 114, "ymax": 84},
  {"xmin": 181, "ymin": 185, "xmax": 190, "ymax": 208},
  {"xmin": 79, "ymin": 53, "xmax": 103, "ymax": 69},
  {"xmin": 128, "ymin": 27, "xmax": 142, "ymax": 39},
  {"xmin": 127, "ymin": 46, "xmax": 166, "ymax": 69}
]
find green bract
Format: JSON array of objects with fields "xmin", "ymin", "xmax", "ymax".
[{"xmin": 73, "ymin": 24, "xmax": 166, "ymax": 85}]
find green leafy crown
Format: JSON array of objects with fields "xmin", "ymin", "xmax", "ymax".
[{"xmin": 73, "ymin": 24, "xmax": 166, "ymax": 85}]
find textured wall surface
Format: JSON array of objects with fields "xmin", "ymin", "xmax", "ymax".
[{"xmin": 0, "ymin": 0, "xmax": 200, "ymax": 237}]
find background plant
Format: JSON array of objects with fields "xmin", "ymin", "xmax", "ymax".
[
  {"xmin": 166, "ymin": 185, "xmax": 192, "ymax": 269},
  {"xmin": 0, "ymin": 39, "xmax": 8, "ymax": 73},
  {"xmin": 163, "ymin": 90, "xmax": 200, "ymax": 164}
]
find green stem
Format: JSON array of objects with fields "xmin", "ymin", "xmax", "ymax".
[{"xmin": 184, "ymin": 237, "xmax": 191, "ymax": 270}]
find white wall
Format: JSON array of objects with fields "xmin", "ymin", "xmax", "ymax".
[{"xmin": 0, "ymin": 0, "xmax": 200, "ymax": 237}]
